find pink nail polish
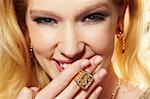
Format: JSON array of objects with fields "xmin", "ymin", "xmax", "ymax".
[
  {"xmin": 94, "ymin": 57, "xmax": 101, "ymax": 65},
  {"xmin": 80, "ymin": 61, "xmax": 90, "ymax": 68}
]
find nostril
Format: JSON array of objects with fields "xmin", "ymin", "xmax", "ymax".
[{"xmin": 60, "ymin": 46, "xmax": 85, "ymax": 60}]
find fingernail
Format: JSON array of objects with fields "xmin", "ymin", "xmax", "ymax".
[
  {"xmin": 94, "ymin": 57, "xmax": 101, "ymax": 65},
  {"xmin": 96, "ymin": 86, "xmax": 102, "ymax": 94},
  {"xmin": 80, "ymin": 60, "xmax": 90, "ymax": 68},
  {"xmin": 30, "ymin": 87, "xmax": 39, "ymax": 92}
]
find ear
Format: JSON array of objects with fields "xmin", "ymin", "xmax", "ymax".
[{"xmin": 116, "ymin": 0, "xmax": 129, "ymax": 33}]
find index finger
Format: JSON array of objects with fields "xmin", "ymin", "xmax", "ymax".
[{"xmin": 35, "ymin": 59, "xmax": 90, "ymax": 99}]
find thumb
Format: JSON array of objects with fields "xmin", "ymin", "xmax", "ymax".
[
  {"xmin": 30, "ymin": 87, "xmax": 40, "ymax": 98},
  {"xmin": 30, "ymin": 87, "xmax": 39, "ymax": 93},
  {"xmin": 17, "ymin": 87, "xmax": 33, "ymax": 99}
]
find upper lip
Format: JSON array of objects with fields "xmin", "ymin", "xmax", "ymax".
[
  {"xmin": 53, "ymin": 59, "xmax": 73, "ymax": 64},
  {"xmin": 52, "ymin": 55, "xmax": 94, "ymax": 64}
]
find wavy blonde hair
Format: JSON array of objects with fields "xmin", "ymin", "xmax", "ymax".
[
  {"xmin": 112, "ymin": 0, "xmax": 150, "ymax": 86},
  {"xmin": 0, "ymin": 0, "xmax": 149, "ymax": 98},
  {"xmin": 0, "ymin": 0, "xmax": 30, "ymax": 98},
  {"xmin": 0, "ymin": 1, "xmax": 50, "ymax": 98}
]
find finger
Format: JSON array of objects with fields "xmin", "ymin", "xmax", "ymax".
[
  {"xmin": 75, "ymin": 68, "xmax": 107, "ymax": 99},
  {"xmin": 85, "ymin": 55, "xmax": 103, "ymax": 74},
  {"xmin": 30, "ymin": 87, "xmax": 39, "ymax": 93},
  {"xmin": 88, "ymin": 86, "xmax": 102, "ymax": 99},
  {"xmin": 35, "ymin": 59, "xmax": 90, "ymax": 99},
  {"xmin": 57, "ymin": 56, "xmax": 101, "ymax": 99},
  {"xmin": 17, "ymin": 87, "xmax": 33, "ymax": 99},
  {"xmin": 30, "ymin": 87, "xmax": 39, "ymax": 98}
]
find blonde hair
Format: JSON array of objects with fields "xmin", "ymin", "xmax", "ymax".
[
  {"xmin": 0, "ymin": 1, "xmax": 50, "ymax": 98},
  {"xmin": 112, "ymin": 0, "xmax": 150, "ymax": 87},
  {"xmin": 0, "ymin": 0, "xmax": 32, "ymax": 98},
  {"xmin": 0, "ymin": 0, "xmax": 149, "ymax": 98}
]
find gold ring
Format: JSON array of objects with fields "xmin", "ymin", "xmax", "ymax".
[{"xmin": 74, "ymin": 70, "xmax": 94, "ymax": 90}]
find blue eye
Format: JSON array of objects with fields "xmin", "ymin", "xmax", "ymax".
[
  {"xmin": 33, "ymin": 17, "xmax": 58, "ymax": 25},
  {"xmin": 82, "ymin": 13, "xmax": 106, "ymax": 23}
]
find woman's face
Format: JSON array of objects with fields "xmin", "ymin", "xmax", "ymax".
[{"xmin": 26, "ymin": 0, "xmax": 118, "ymax": 79}]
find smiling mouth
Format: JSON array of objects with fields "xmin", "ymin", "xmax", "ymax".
[
  {"xmin": 52, "ymin": 59, "xmax": 72, "ymax": 72},
  {"xmin": 51, "ymin": 56, "xmax": 94, "ymax": 72}
]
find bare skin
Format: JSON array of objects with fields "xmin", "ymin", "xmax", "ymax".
[
  {"xmin": 17, "ymin": 0, "xmax": 146, "ymax": 99},
  {"xmin": 17, "ymin": 56, "xmax": 107, "ymax": 99}
]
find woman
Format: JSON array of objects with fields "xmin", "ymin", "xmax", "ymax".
[{"xmin": 0, "ymin": 0, "xmax": 150, "ymax": 98}]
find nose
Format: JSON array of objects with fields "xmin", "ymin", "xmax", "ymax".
[{"xmin": 58, "ymin": 24, "xmax": 85, "ymax": 59}]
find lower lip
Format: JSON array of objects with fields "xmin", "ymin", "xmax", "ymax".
[{"xmin": 53, "ymin": 60, "xmax": 64, "ymax": 72}]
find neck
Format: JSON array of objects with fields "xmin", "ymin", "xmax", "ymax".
[{"xmin": 100, "ymin": 63, "xmax": 119, "ymax": 98}]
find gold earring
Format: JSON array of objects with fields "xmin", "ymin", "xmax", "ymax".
[
  {"xmin": 30, "ymin": 43, "xmax": 34, "ymax": 60},
  {"xmin": 116, "ymin": 28, "xmax": 126, "ymax": 53}
]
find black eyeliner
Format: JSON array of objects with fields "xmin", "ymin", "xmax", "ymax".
[
  {"xmin": 32, "ymin": 16, "xmax": 58, "ymax": 25},
  {"xmin": 81, "ymin": 11, "xmax": 110, "ymax": 23}
]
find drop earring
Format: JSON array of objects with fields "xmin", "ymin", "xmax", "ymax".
[
  {"xmin": 116, "ymin": 28, "xmax": 126, "ymax": 53},
  {"xmin": 30, "ymin": 42, "xmax": 34, "ymax": 63}
]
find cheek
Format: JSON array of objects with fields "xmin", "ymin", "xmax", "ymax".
[
  {"xmin": 80, "ymin": 21, "xmax": 116, "ymax": 56},
  {"xmin": 27, "ymin": 20, "xmax": 58, "ymax": 58}
]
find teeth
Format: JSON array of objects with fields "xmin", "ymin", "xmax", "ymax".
[
  {"xmin": 60, "ymin": 63, "xmax": 68, "ymax": 69},
  {"xmin": 63, "ymin": 64, "xmax": 68, "ymax": 68}
]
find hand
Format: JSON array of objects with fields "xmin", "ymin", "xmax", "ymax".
[
  {"xmin": 17, "ymin": 87, "xmax": 39, "ymax": 99},
  {"xmin": 17, "ymin": 55, "xmax": 107, "ymax": 99}
]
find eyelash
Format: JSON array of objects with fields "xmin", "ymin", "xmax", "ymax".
[
  {"xmin": 33, "ymin": 17, "xmax": 58, "ymax": 25},
  {"xmin": 32, "ymin": 12, "xmax": 108, "ymax": 25},
  {"xmin": 82, "ymin": 13, "xmax": 107, "ymax": 23}
]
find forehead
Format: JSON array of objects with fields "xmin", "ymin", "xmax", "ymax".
[
  {"xmin": 27, "ymin": 0, "xmax": 117, "ymax": 18},
  {"xmin": 27, "ymin": 0, "xmax": 115, "ymax": 11}
]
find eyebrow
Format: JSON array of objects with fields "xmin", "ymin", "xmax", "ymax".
[
  {"xmin": 30, "ymin": 9, "xmax": 61, "ymax": 21},
  {"xmin": 29, "ymin": 2, "xmax": 110, "ymax": 20},
  {"xmin": 75, "ymin": 2, "xmax": 110, "ymax": 19}
]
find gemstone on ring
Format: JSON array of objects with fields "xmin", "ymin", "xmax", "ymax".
[{"xmin": 74, "ymin": 70, "xmax": 94, "ymax": 90}]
